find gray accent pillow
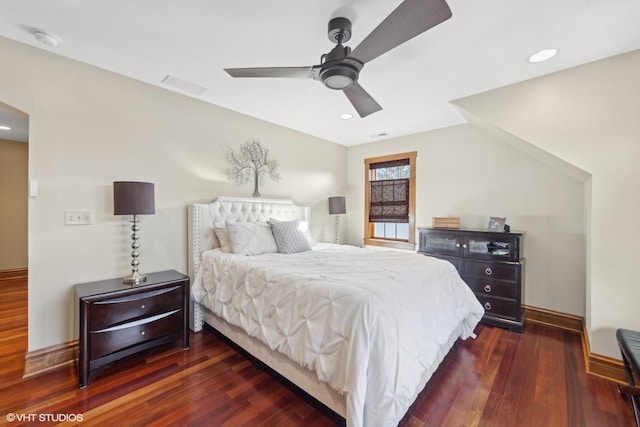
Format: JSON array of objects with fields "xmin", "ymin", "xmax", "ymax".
[{"xmin": 270, "ymin": 219, "xmax": 312, "ymax": 254}]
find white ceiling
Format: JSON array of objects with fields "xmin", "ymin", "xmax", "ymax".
[
  {"xmin": 0, "ymin": 105, "xmax": 29, "ymax": 143},
  {"xmin": 1, "ymin": 0, "xmax": 639, "ymax": 146}
]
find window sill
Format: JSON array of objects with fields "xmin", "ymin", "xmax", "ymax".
[{"xmin": 363, "ymin": 238, "xmax": 415, "ymax": 251}]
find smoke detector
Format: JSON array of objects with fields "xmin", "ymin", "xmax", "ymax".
[{"xmin": 33, "ymin": 31, "xmax": 59, "ymax": 47}]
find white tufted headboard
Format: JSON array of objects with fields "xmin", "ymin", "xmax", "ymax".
[{"xmin": 187, "ymin": 196, "xmax": 310, "ymax": 279}]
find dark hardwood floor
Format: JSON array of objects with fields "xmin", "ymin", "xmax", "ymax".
[
  {"xmin": 0, "ymin": 276, "xmax": 636, "ymax": 426},
  {"xmin": 0, "ymin": 276, "xmax": 28, "ymax": 387}
]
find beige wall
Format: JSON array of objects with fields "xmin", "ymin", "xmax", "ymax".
[
  {"xmin": 453, "ymin": 49, "xmax": 640, "ymax": 358},
  {"xmin": 345, "ymin": 124, "xmax": 586, "ymax": 318},
  {"xmin": 0, "ymin": 37, "xmax": 347, "ymax": 351},
  {"xmin": 0, "ymin": 139, "xmax": 28, "ymax": 270}
]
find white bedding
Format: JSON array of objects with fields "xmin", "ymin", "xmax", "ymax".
[{"xmin": 191, "ymin": 243, "xmax": 484, "ymax": 427}]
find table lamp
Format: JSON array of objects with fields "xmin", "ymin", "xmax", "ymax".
[
  {"xmin": 328, "ymin": 196, "xmax": 346, "ymax": 244},
  {"xmin": 113, "ymin": 181, "xmax": 155, "ymax": 285}
]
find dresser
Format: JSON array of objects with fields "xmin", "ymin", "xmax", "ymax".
[
  {"xmin": 418, "ymin": 227, "xmax": 526, "ymax": 332},
  {"xmin": 76, "ymin": 270, "xmax": 189, "ymax": 388}
]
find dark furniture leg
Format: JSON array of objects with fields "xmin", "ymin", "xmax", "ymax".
[{"xmin": 616, "ymin": 328, "xmax": 640, "ymax": 427}]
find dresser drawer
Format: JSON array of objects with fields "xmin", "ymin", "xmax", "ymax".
[
  {"xmin": 90, "ymin": 309, "xmax": 183, "ymax": 360},
  {"xmin": 475, "ymin": 295, "xmax": 518, "ymax": 320},
  {"xmin": 464, "ymin": 276, "xmax": 517, "ymax": 299},
  {"xmin": 90, "ymin": 286, "xmax": 183, "ymax": 330},
  {"xmin": 462, "ymin": 260, "xmax": 519, "ymax": 282}
]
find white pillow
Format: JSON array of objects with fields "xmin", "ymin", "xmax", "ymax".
[
  {"xmin": 214, "ymin": 227, "xmax": 233, "ymax": 253},
  {"xmin": 298, "ymin": 220, "xmax": 316, "ymax": 247},
  {"xmin": 226, "ymin": 221, "xmax": 278, "ymax": 256},
  {"xmin": 270, "ymin": 218, "xmax": 316, "ymax": 247},
  {"xmin": 269, "ymin": 219, "xmax": 312, "ymax": 254}
]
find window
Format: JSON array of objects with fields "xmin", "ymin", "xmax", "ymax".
[{"xmin": 364, "ymin": 151, "xmax": 416, "ymax": 250}]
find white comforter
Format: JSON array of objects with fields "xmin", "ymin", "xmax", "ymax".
[{"xmin": 192, "ymin": 243, "xmax": 484, "ymax": 427}]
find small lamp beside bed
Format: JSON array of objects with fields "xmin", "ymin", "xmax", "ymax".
[
  {"xmin": 328, "ymin": 196, "xmax": 346, "ymax": 244},
  {"xmin": 113, "ymin": 181, "xmax": 155, "ymax": 285}
]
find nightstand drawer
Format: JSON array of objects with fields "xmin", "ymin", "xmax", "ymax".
[
  {"xmin": 475, "ymin": 295, "xmax": 517, "ymax": 320},
  {"xmin": 462, "ymin": 260, "xmax": 519, "ymax": 282},
  {"xmin": 464, "ymin": 277, "xmax": 517, "ymax": 299},
  {"xmin": 90, "ymin": 286, "xmax": 183, "ymax": 330},
  {"xmin": 90, "ymin": 309, "xmax": 183, "ymax": 360}
]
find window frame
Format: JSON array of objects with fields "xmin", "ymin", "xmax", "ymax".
[{"xmin": 363, "ymin": 151, "xmax": 416, "ymax": 250}]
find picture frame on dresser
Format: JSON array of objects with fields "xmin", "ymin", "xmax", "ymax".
[
  {"xmin": 418, "ymin": 227, "xmax": 526, "ymax": 332},
  {"xmin": 488, "ymin": 216, "xmax": 506, "ymax": 232}
]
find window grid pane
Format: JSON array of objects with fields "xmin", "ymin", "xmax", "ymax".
[
  {"xmin": 396, "ymin": 223, "xmax": 409, "ymax": 240},
  {"xmin": 374, "ymin": 223, "xmax": 385, "ymax": 238},
  {"xmin": 384, "ymin": 223, "xmax": 395, "ymax": 238}
]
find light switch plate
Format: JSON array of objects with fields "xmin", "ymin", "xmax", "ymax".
[
  {"xmin": 29, "ymin": 180, "xmax": 38, "ymax": 197},
  {"xmin": 65, "ymin": 209, "xmax": 94, "ymax": 225}
]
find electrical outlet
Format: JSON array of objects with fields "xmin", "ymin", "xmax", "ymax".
[{"xmin": 65, "ymin": 209, "xmax": 94, "ymax": 225}]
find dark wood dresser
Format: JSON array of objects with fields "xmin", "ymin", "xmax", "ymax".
[
  {"xmin": 418, "ymin": 227, "xmax": 526, "ymax": 332},
  {"xmin": 75, "ymin": 270, "xmax": 189, "ymax": 388}
]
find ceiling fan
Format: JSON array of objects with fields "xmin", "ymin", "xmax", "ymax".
[{"xmin": 224, "ymin": 0, "xmax": 452, "ymax": 118}]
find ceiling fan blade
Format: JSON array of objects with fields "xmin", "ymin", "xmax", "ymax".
[
  {"xmin": 343, "ymin": 83, "xmax": 382, "ymax": 118},
  {"xmin": 225, "ymin": 66, "xmax": 313, "ymax": 78},
  {"xmin": 349, "ymin": 0, "xmax": 452, "ymax": 64}
]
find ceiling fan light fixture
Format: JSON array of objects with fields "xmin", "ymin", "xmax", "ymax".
[{"xmin": 320, "ymin": 65, "xmax": 358, "ymax": 90}]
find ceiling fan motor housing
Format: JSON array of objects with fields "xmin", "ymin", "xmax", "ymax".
[{"xmin": 328, "ymin": 17, "xmax": 352, "ymax": 44}]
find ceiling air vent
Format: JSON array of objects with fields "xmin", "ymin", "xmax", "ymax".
[
  {"xmin": 161, "ymin": 75, "xmax": 207, "ymax": 96},
  {"xmin": 369, "ymin": 132, "xmax": 388, "ymax": 139}
]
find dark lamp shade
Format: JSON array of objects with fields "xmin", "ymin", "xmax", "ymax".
[
  {"xmin": 328, "ymin": 196, "xmax": 346, "ymax": 215},
  {"xmin": 113, "ymin": 181, "xmax": 155, "ymax": 215}
]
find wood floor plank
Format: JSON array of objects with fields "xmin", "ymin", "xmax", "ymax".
[{"xmin": 0, "ymin": 276, "xmax": 636, "ymax": 426}]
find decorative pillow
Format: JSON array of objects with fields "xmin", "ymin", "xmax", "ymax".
[
  {"xmin": 298, "ymin": 220, "xmax": 316, "ymax": 247},
  {"xmin": 214, "ymin": 227, "xmax": 233, "ymax": 253},
  {"xmin": 270, "ymin": 218, "xmax": 316, "ymax": 247},
  {"xmin": 226, "ymin": 221, "xmax": 278, "ymax": 256},
  {"xmin": 269, "ymin": 219, "xmax": 312, "ymax": 254}
]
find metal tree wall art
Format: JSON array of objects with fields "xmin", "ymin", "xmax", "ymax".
[{"xmin": 225, "ymin": 140, "xmax": 280, "ymax": 197}]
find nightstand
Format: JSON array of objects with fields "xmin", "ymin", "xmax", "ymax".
[{"xmin": 76, "ymin": 270, "xmax": 189, "ymax": 388}]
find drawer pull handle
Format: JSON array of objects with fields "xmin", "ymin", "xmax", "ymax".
[
  {"xmin": 484, "ymin": 284, "xmax": 492, "ymax": 293},
  {"xmin": 140, "ymin": 331, "xmax": 146, "ymax": 336},
  {"xmin": 484, "ymin": 302, "xmax": 492, "ymax": 311},
  {"xmin": 484, "ymin": 267, "xmax": 493, "ymax": 276},
  {"xmin": 455, "ymin": 243, "xmax": 460, "ymax": 248},
  {"xmin": 141, "ymin": 304, "xmax": 146, "ymax": 309},
  {"xmin": 462, "ymin": 244, "xmax": 467, "ymax": 249}
]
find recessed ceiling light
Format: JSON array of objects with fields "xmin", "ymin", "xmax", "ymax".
[
  {"xmin": 0, "ymin": 125, "xmax": 11, "ymax": 130},
  {"xmin": 527, "ymin": 48, "xmax": 558, "ymax": 63},
  {"xmin": 339, "ymin": 113, "xmax": 353, "ymax": 120},
  {"xmin": 33, "ymin": 31, "xmax": 59, "ymax": 47}
]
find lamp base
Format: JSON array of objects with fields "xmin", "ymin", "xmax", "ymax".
[{"xmin": 123, "ymin": 271, "xmax": 147, "ymax": 286}]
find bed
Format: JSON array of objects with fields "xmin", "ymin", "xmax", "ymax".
[{"xmin": 188, "ymin": 197, "xmax": 484, "ymax": 427}]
